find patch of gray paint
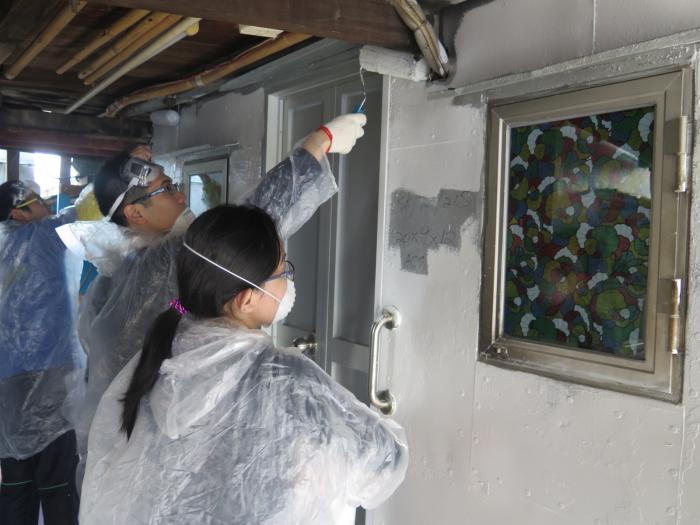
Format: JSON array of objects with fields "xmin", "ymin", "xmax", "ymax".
[
  {"xmin": 451, "ymin": 93, "xmax": 484, "ymax": 109},
  {"xmin": 389, "ymin": 188, "xmax": 477, "ymax": 274}
]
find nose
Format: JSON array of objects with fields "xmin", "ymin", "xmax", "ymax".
[{"xmin": 175, "ymin": 189, "xmax": 186, "ymax": 204}]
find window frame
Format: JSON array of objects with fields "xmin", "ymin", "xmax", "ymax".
[
  {"xmin": 182, "ymin": 155, "xmax": 229, "ymax": 215},
  {"xmin": 479, "ymin": 69, "xmax": 692, "ymax": 403}
]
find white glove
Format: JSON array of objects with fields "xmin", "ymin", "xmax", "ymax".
[{"xmin": 321, "ymin": 113, "xmax": 367, "ymax": 154}]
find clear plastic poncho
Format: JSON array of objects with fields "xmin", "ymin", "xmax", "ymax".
[
  {"xmin": 80, "ymin": 318, "xmax": 408, "ymax": 525},
  {"xmin": 0, "ymin": 208, "xmax": 86, "ymax": 459},
  {"xmin": 60, "ymin": 147, "xmax": 337, "ymax": 470}
]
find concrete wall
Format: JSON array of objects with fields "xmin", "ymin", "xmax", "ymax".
[
  {"xmin": 151, "ymin": 89, "xmax": 266, "ymax": 201},
  {"xmin": 449, "ymin": 0, "xmax": 700, "ymax": 87},
  {"xmin": 373, "ymin": 2, "xmax": 700, "ymax": 524}
]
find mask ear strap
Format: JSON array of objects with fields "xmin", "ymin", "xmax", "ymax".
[{"xmin": 182, "ymin": 241, "xmax": 281, "ymax": 304}]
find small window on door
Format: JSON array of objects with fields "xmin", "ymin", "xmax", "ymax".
[
  {"xmin": 183, "ymin": 156, "xmax": 228, "ymax": 215},
  {"xmin": 480, "ymin": 70, "xmax": 691, "ymax": 402}
]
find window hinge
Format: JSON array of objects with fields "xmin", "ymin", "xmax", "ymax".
[
  {"xmin": 482, "ymin": 344, "xmax": 509, "ymax": 360},
  {"xmin": 669, "ymin": 278, "xmax": 683, "ymax": 355},
  {"xmin": 675, "ymin": 116, "xmax": 689, "ymax": 193}
]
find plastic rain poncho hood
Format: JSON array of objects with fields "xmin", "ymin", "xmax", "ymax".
[
  {"xmin": 79, "ymin": 318, "xmax": 408, "ymax": 525},
  {"xmin": 0, "ymin": 208, "xmax": 86, "ymax": 459},
  {"xmin": 58, "ymin": 148, "xmax": 337, "ymax": 462}
]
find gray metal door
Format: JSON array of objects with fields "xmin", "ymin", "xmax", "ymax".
[
  {"xmin": 322, "ymin": 74, "xmax": 382, "ymax": 405},
  {"xmin": 273, "ymin": 72, "xmax": 381, "ymax": 389},
  {"xmin": 269, "ymin": 70, "xmax": 382, "ymax": 523}
]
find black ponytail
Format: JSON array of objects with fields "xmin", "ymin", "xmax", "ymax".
[
  {"xmin": 120, "ymin": 204, "xmax": 281, "ymax": 439},
  {"xmin": 121, "ymin": 308, "xmax": 181, "ymax": 438}
]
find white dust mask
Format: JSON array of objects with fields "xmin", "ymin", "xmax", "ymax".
[
  {"xmin": 169, "ymin": 208, "xmax": 196, "ymax": 236},
  {"xmin": 273, "ymin": 280, "xmax": 296, "ymax": 323}
]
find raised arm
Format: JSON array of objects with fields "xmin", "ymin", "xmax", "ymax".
[{"xmin": 247, "ymin": 114, "xmax": 366, "ymax": 239}]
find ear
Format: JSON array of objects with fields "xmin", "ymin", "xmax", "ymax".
[
  {"xmin": 122, "ymin": 203, "xmax": 147, "ymax": 226},
  {"xmin": 234, "ymin": 288, "xmax": 259, "ymax": 314},
  {"xmin": 223, "ymin": 289, "xmax": 258, "ymax": 321},
  {"xmin": 9, "ymin": 209, "xmax": 28, "ymax": 222}
]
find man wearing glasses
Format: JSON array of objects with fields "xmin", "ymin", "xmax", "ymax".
[
  {"xmin": 57, "ymin": 113, "xmax": 367, "ymax": 488},
  {"xmin": 0, "ymin": 180, "xmax": 83, "ymax": 525}
]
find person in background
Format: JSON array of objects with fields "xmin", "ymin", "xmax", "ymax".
[
  {"xmin": 55, "ymin": 164, "xmax": 103, "ymax": 300},
  {"xmin": 0, "ymin": 181, "xmax": 84, "ymax": 525},
  {"xmin": 80, "ymin": 204, "xmax": 408, "ymax": 525}
]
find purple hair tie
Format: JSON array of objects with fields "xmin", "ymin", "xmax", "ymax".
[{"xmin": 169, "ymin": 298, "xmax": 188, "ymax": 316}]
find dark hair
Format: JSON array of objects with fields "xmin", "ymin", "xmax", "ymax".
[
  {"xmin": 93, "ymin": 152, "xmax": 149, "ymax": 226},
  {"xmin": 0, "ymin": 181, "xmax": 25, "ymax": 222},
  {"xmin": 121, "ymin": 204, "xmax": 282, "ymax": 438}
]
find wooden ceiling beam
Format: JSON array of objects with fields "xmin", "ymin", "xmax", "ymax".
[
  {"xmin": 0, "ymin": 43, "xmax": 15, "ymax": 65},
  {"xmin": 4, "ymin": 1, "xmax": 87, "ymax": 80},
  {"xmin": 0, "ymin": 107, "xmax": 151, "ymax": 157},
  {"xmin": 0, "ymin": 107, "xmax": 151, "ymax": 140},
  {"xmin": 0, "ymin": 0, "xmax": 65, "ymax": 43},
  {"xmin": 0, "ymin": 130, "xmax": 143, "ymax": 157},
  {"xmin": 93, "ymin": 0, "xmax": 414, "ymax": 50},
  {"xmin": 0, "ymin": 0, "xmax": 65, "ymax": 66}
]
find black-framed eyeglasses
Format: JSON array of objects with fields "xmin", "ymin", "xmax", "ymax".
[
  {"xmin": 130, "ymin": 182, "xmax": 181, "ymax": 205},
  {"xmin": 264, "ymin": 260, "xmax": 295, "ymax": 283}
]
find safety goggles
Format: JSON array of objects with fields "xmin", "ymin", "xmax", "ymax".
[
  {"xmin": 14, "ymin": 197, "xmax": 39, "ymax": 210},
  {"xmin": 13, "ymin": 188, "xmax": 44, "ymax": 210},
  {"xmin": 120, "ymin": 158, "xmax": 164, "ymax": 187},
  {"xmin": 264, "ymin": 260, "xmax": 295, "ymax": 283},
  {"xmin": 129, "ymin": 182, "xmax": 181, "ymax": 206},
  {"xmin": 107, "ymin": 157, "xmax": 166, "ymax": 219}
]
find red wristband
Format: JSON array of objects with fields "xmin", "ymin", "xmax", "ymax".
[{"xmin": 318, "ymin": 126, "xmax": 333, "ymax": 153}]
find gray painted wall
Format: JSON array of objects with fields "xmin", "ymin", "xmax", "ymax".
[
  {"xmin": 448, "ymin": 0, "xmax": 700, "ymax": 86},
  {"xmin": 371, "ymin": 2, "xmax": 700, "ymax": 524},
  {"xmin": 152, "ymin": 89, "xmax": 266, "ymax": 201}
]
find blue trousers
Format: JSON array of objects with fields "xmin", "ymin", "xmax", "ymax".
[{"xmin": 0, "ymin": 430, "xmax": 79, "ymax": 525}]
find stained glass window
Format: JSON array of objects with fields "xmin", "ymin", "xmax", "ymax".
[
  {"xmin": 503, "ymin": 107, "xmax": 654, "ymax": 359},
  {"xmin": 481, "ymin": 71, "xmax": 689, "ymax": 402}
]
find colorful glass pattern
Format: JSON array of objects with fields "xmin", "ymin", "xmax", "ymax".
[{"xmin": 503, "ymin": 106, "xmax": 655, "ymax": 359}]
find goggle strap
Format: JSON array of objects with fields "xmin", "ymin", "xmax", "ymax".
[
  {"xmin": 182, "ymin": 241, "xmax": 281, "ymax": 304},
  {"xmin": 15, "ymin": 198, "xmax": 38, "ymax": 210},
  {"xmin": 107, "ymin": 178, "xmax": 139, "ymax": 219}
]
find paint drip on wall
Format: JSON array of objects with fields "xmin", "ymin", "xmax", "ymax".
[{"xmin": 389, "ymin": 188, "xmax": 476, "ymax": 274}]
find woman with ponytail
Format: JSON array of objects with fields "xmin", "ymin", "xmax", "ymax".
[{"xmin": 79, "ymin": 205, "xmax": 408, "ymax": 525}]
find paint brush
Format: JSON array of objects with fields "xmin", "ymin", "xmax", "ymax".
[{"xmin": 354, "ymin": 67, "xmax": 367, "ymax": 114}]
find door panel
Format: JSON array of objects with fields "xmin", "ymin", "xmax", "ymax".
[
  {"xmin": 324, "ymin": 75, "xmax": 381, "ymax": 416},
  {"xmin": 332, "ymin": 77, "xmax": 382, "ymax": 348},
  {"xmin": 284, "ymin": 212, "xmax": 319, "ymax": 333},
  {"xmin": 273, "ymin": 72, "xmax": 381, "ymax": 375},
  {"xmin": 275, "ymin": 90, "xmax": 331, "ymax": 346},
  {"xmin": 331, "ymin": 363, "xmax": 371, "ymax": 405}
]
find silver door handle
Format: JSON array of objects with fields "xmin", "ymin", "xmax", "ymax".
[
  {"xmin": 369, "ymin": 306, "xmax": 401, "ymax": 415},
  {"xmin": 293, "ymin": 334, "xmax": 317, "ymax": 357}
]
